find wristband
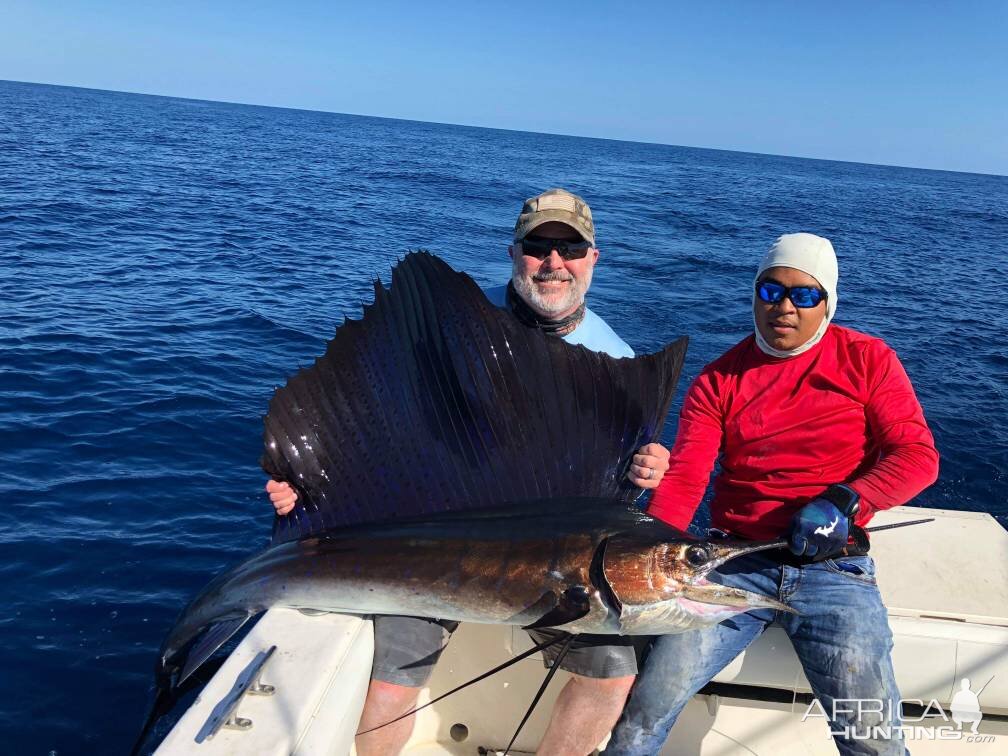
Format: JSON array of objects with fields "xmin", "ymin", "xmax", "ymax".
[{"xmin": 820, "ymin": 484, "xmax": 860, "ymax": 518}]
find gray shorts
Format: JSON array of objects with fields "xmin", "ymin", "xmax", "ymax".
[{"xmin": 371, "ymin": 616, "xmax": 639, "ymax": 687}]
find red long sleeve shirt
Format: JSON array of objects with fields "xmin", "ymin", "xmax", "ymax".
[{"xmin": 648, "ymin": 325, "xmax": 940, "ymax": 540}]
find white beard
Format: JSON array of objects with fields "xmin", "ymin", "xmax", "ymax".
[{"xmin": 511, "ymin": 260, "xmax": 593, "ymax": 319}]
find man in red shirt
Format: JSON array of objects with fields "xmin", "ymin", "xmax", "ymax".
[{"xmin": 606, "ymin": 233, "xmax": 939, "ymax": 755}]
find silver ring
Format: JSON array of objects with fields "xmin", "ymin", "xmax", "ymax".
[{"xmin": 646, "ymin": 467, "xmax": 653, "ymax": 480}]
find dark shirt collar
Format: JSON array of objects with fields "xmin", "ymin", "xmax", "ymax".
[{"xmin": 506, "ymin": 280, "xmax": 586, "ymax": 337}]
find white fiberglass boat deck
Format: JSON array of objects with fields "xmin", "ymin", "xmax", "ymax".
[{"xmin": 155, "ymin": 506, "xmax": 1008, "ymax": 755}]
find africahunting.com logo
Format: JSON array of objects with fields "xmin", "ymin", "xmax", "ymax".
[{"xmin": 802, "ymin": 677, "xmax": 996, "ymax": 743}]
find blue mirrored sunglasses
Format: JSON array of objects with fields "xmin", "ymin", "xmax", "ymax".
[{"xmin": 755, "ymin": 280, "xmax": 827, "ymax": 309}]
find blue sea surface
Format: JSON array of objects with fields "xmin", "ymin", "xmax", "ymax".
[{"xmin": 1, "ymin": 79, "xmax": 1006, "ymax": 753}]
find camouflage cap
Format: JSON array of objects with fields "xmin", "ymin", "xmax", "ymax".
[{"xmin": 513, "ymin": 188, "xmax": 596, "ymax": 246}]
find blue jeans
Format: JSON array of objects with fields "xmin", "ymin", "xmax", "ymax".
[{"xmin": 606, "ymin": 552, "xmax": 906, "ymax": 756}]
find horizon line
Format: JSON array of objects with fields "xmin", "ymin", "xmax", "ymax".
[{"xmin": 4, "ymin": 78, "xmax": 1005, "ymax": 180}]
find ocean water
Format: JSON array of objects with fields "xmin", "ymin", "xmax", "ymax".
[{"xmin": 1, "ymin": 79, "xmax": 1006, "ymax": 753}]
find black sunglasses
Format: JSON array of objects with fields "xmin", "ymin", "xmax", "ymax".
[
  {"xmin": 755, "ymin": 279, "xmax": 827, "ymax": 309},
  {"xmin": 520, "ymin": 235, "xmax": 593, "ymax": 261}
]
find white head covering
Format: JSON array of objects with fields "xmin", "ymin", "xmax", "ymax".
[{"xmin": 753, "ymin": 233, "xmax": 838, "ymax": 358}]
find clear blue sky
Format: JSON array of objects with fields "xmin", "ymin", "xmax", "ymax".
[{"xmin": 3, "ymin": 1, "xmax": 1006, "ymax": 174}]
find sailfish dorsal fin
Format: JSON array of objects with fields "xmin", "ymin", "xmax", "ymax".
[{"xmin": 262, "ymin": 252, "xmax": 687, "ymax": 543}]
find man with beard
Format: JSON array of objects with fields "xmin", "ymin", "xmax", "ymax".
[
  {"xmin": 483, "ymin": 187, "xmax": 635, "ymax": 358},
  {"xmin": 267, "ymin": 188, "xmax": 670, "ymax": 755}
]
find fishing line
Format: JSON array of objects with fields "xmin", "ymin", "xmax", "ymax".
[
  {"xmin": 356, "ymin": 634, "xmax": 568, "ymax": 736},
  {"xmin": 862, "ymin": 518, "xmax": 935, "ymax": 532},
  {"xmin": 762, "ymin": 517, "xmax": 935, "ymax": 551},
  {"xmin": 503, "ymin": 633, "xmax": 577, "ymax": 756}
]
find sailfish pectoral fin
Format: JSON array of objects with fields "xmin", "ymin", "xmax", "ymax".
[
  {"xmin": 357, "ymin": 634, "xmax": 570, "ymax": 738},
  {"xmin": 522, "ymin": 586, "xmax": 591, "ymax": 630},
  {"xmin": 504, "ymin": 633, "xmax": 577, "ymax": 756}
]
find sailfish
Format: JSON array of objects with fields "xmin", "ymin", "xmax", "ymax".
[{"xmin": 132, "ymin": 252, "xmax": 793, "ymax": 751}]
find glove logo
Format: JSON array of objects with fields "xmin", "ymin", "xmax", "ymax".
[{"xmin": 814, "ymin": 516, "xmax": 839, "ymax": 538}]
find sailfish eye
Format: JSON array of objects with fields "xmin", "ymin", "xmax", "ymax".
[{"xmin": 685, "ymin": 545, "xmax": 711, "ymax": 567}]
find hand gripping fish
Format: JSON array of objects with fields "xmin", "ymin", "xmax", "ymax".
[{"xmin": 133, "ymin": 253, "xmax": 792, "ymax": 750}]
